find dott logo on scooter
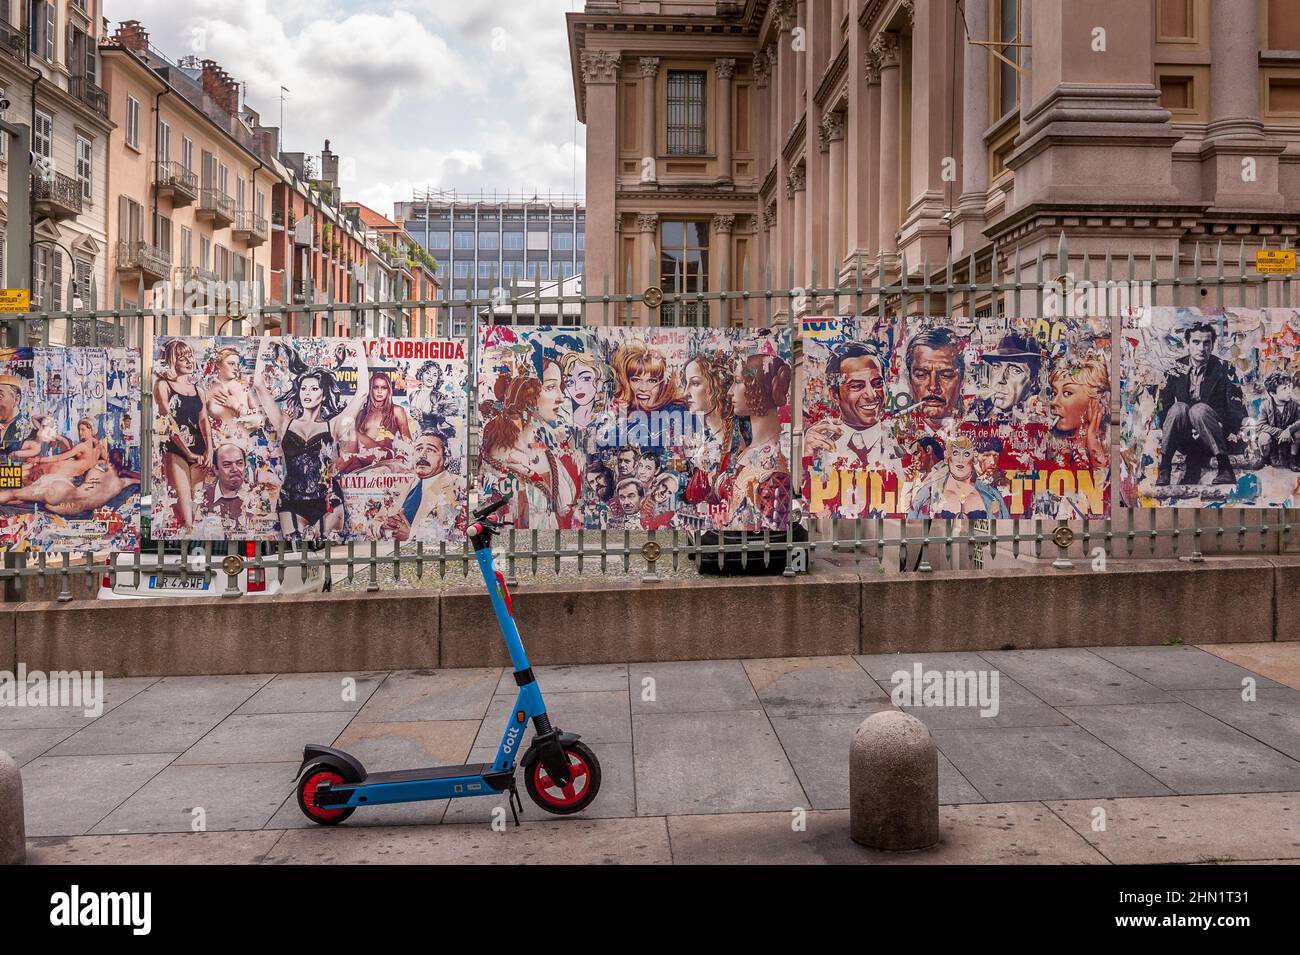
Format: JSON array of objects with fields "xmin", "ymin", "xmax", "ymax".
[{"xmin": 503, "ymin": 725, "xmax": 521, "ymax": 754}]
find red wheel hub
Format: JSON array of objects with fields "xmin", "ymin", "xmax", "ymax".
[
  {"xmin": 302, "ymin": 769, "xmax": 349, "ymax": 822},
  {"xmin": 532, "ymin": 752, "xmax": 591, "ymax": 808}
]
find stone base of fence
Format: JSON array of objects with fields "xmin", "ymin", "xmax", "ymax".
[{"xmin": 3, "ymin": 557, "xmax": 1294, "ymax": 676}]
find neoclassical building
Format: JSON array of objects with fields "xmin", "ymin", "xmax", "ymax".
[{"xmin": 568, "ymin": 0, "xmax": 1300, "ymax": 321}]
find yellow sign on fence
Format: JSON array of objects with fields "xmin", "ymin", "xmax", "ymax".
[
  {"xmin": 0, "ymin": 289, "xmax": 30, "ymax": 312},
  {"xmin": 1255, "ymin": 249, "xmax": 1296, "ymax": 274}
]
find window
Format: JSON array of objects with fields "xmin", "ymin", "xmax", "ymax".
[
  {"xmin": 502, "ymin": 232, "xmax": 524, "ymax": 250},
  {"xmin": 577, "ymin": 232, "xmax": 585, "ymax": 251},
  {"xmin": 200, "ymin": 235, "xmax": 211, "ymax": 270},
  {"xmin": 33, "ymin": 111, "xmax": 52, "ymax": 158},
  {"xmin": 666, "ymin": 70, "xmax": 707, "ymax": 156},
  {"xmin": 236, "ymin": 177, "xmax": 246, "ymax": 210},
  {"xmin": 74, "ymin": 259, "xmax": 92, "ymax": 306},
  {"xmin": 76, "ymin": 135, "xmax": 92, "ymax": 199},
  {"xmin": 479, "ymin": 231, "xmax": 499, "ymax": 250},
  {"xmin": 218, "ymin": 162, "xmax": 229, "ymax": 194},
  {"xmin": 201, "ymin": 150, "xmax": 215, "ymax": 189},
  {"xmin": 527, "ymin": 261, "xmax": 548, "ymax": 280},
  {"xmin": 180, "ymin": 226, "xmax": 192, "ymax": 269},
  {"xmin": 125, "ymin": 96, "xmax": 140, "ymax": 149},
  {"xmin": 553, "ymin": 232, "xmax": 574, "ymax": 251},
  {"xmin": 182, "ymin": 137, "xmax": 193, "ymax": 172},
  {"xmin": 428, "ymin": 231, "xmax": 450, "ymax": 250},
  {"xmin": 118, "ymin": 196, "xmax": 144, "ymax": 243},
  {"xmin": 478, "ymin": 261, "xmax": 496, "ymax": 279},
  {"xmin": 33, "ymin": 247, "xmax": 62, "ymax": 311},
  {"xmin": 453, "ymin": 261, "xmax": 470, "ymax": 279},
  {"xmin": 659, "ymin": 220, "xmax": 709, "ymax": 326},
  {"xmin": 996, "ymin": 0, "xmax": 1019, "ymax": 119},
  {"xmin": 453, "ymin": 231, "xmax": 475, "ymax": 250},
  {"xmin": 154, "ymin": 213, "xmax": 172, "ymax": 257},
  {"xmin": 526, "ymin": 231, "xmax": 549, "ymax": 251},
  {"xmin": 28, "ymin": 1, "xmax": 54, "ymax": 62},
  {"xmin": 157, "ymin": 120, "xmax": 171, "ymax": 163}
]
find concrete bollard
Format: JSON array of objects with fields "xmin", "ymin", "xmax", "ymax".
[
  {"xmin": 849, "ymin": 711, "xmax": 940, "ymax": 851},
  {"xmin": 0, "ymin": 750, "xmax": 23, "ymax": 864}
]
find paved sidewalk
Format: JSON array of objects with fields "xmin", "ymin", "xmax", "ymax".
[{"xmin": 5, "ymin": 642, "xmax": 1299, "ymax": 864}]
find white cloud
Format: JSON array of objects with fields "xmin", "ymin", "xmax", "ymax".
[{"xmin": 103, "ymin": 0, "xmax": 585, "ymax": 216}]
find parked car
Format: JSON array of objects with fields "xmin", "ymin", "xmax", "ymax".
[{"xmin": 96, "ymin": 496, "xmax": 328, "ymax": 599}]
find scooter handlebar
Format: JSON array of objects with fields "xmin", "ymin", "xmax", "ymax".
[{"xmin": 473, "ymin": 495, "xmax": 511, "ymax": 520}]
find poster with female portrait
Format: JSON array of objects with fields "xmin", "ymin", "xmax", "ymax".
[
  {"xmin": 1121, "ymin": 307, "xmax": 1300, "ymax": 507},
  {"xmin": 476, "ymin": 324, "xmax": 793, "ymax": 532},
  {"xmin": 802, "ymin": 315, "xmax": 1110, "ymax": 520},
  {"xmin": 0, "ymin": 346, "xmax": 141, "ymax": 553},
  {"xmin": 151, "ymin": 336, "xmax": 467, "ymax": 542}
]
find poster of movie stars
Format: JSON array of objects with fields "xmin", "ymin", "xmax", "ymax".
[
  {"xmin": 1121, "ymin": 307, "xmax": 1300, "ymax": 508},
  {"xmin": 477, "ymin": 324, "xmax": 793, "ymax": 532},
  {"xmin": 150, "ymin": 336, "xmax": 468, "ymax": 542},
  {"xmin": 802, "ymin": 314, "xmax": 1111, "ymax": 521},
  {"xmin": 0, "ymin": 346, "xmax": 141, "ymax": 553}
]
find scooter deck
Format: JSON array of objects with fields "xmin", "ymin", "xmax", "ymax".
[
  {"xmin": 361, "ymin": 763, "xmax": 494, "ymax": 785},
  {"xmin": 318, "ymin": 762, "xmax": 516, "ymax": 808}
]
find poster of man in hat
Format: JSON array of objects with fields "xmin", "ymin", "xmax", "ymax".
[{"xmin": 972, "ymin": 333, "xmax": 1045, "ymax": 424}]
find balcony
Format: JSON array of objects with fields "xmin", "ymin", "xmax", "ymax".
[
  {"xmin": 0, "ymin": 21, "xmax": 25, "ymax": 65},
  {"xmin": 197, "ymin": 188, "xmax": 235, "ymax": 227},
  {"xmin": 116, "ymin": 240, "xmax": 172, "ymax": 286},
  {"xmin": 232, "ymin": 210, "xmax": 268, "ymax": 246},
  {"xmin": 154, "ymin": 161, "xmax": 199, "ymax": 206},
  {"xmin": 175, "ymin": 264, "xmax": 219, "ymax": 286},
  {"xmin": 32, "ymin": 172, "xmax": 83, "ymax": 219},
  {"xmin": 68, "ymin": 76, "xmax": 109, "ymax": 119}
]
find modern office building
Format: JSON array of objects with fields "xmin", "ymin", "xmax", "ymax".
[{"xmin": 393, "ymin": 190, "xmax": 585, "ymax": 334}]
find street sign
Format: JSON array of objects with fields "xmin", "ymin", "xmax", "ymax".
[
  {"xmin": 1255, "ymin": 249, "xmax": 1296, "ymax": 274},
  {"xmin": 0, "ymin": 289, "xmax": 29, "ymax": 312}
]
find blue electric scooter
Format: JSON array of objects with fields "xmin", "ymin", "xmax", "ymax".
[{"xmin": 295, "ymin": 495, "xmax": 601, "ymax": 825}]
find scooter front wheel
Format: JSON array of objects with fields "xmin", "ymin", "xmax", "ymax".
[
  {"xmin": 525, "ymin": 741, "xmax": 602, "ymax": 815},
  {"xmin": 297, "ymin": 767, "xmax": 356, "ymax": 825}
]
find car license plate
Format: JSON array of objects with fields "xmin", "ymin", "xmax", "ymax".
[{"xmin": 148, "ymin": 575, "xmax": 209, "ymax": 591}]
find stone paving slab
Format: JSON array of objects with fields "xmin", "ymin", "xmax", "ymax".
[
  {"xmin": 1046, "ymin": 791, "xmax": 1300, "ymax": 864},
  {"xmin": 0, "ymin": 727, "xmax": 77, "ymax": 767},
  {"xmin": 1058, "ymin": 701, "xmax": 1300, "ymax": 794},
  {"xmin": 1199, "ymin": 642, "xmax": 1300, "ymax": 691},
  {"xmin": 628, "ymin": 660, "xmax": 761, "ymax": 714},
  {"xmin": 174, "ymin": 711, "xmax": 355, "ymax": 766},
  {"xmin": 91, "ymin": 760, "xmax": 299, "ymax": 834},
  {"xmin": 46, "ymin": 674, "xmax": 275, "ymax": 756},
  {"xmin": 632, "ymin": 709, "xmax": 806, "ymax": 815},
  {"xmin": 26, "ymin": 830, "xmax": 286, "ymax": 865},
  {"xmin": 0, "ymin": 677, "xmax": 158, "ymax": 730},
  {"xmin": 1089, "ymin": 645, "xmax": 1282, "ymax": 690},
  {"xmin": 933, "ymin": 726, "xmax": 1174, "ymax": 802},
  {"xmin": 354, "ymin": 668, "xmax": 499, "ymax": 723},
  {"xmin": 1173, "ymin": 686, "xmax": 1300, "ymax": 761},
  {"xmin": 742, "ymin": 656, "xmax": 889, "ymax": 717},
  {"xmin": 234, "ymin": 671, "xmax": 388, "ymax": 715},
  {"xmin": 262, "ymin": 816, "xmax": 674, "ymax": 865},
  {"xmin": 767, "ymin": 712, "xmax": 981, "ymax": 808},
  {"xmin": 976, "ymin": 649, "xmax": 1176, "ymax": 706},
  {"xmin": 665, "ymin": 804, "xmax": 1108, "ymax": 865},
  {"xmin": 492, "ymin": 663, "xmax": 627, "ymax": 696},
  {"xmin": 22, "ymin": 753, "xmax": 178, "ymax": 836},
  {"xmin": 855, "ymin": 651, "xmax": 998, "ymax": 682}
]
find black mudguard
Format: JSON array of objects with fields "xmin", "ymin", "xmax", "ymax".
[
  {"xmin": 521, "ymin": 730, "xmax": 581, "ymax": 787},
  {"xmin": 296, "ymin": 744, "xmax": 367, "ymax": 783}
]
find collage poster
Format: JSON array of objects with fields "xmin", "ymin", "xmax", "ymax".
[
  {"xmin": 1120, "ymin": 307, "xmax": 1300, "ymax": 507},
  {"xmin": 802, "ymin": 315, "xmax": 1111, "ymax": 520},
  {"xmin": 0, "ymin": 346, "xmax": 141, "ymax": 553},
  {"xmin": 151, "ymin": 336, "xmax": 468, "ymax": 542},
  {"xmin": 477, "ymin": 325, "xmax": 793, "ymax": 532}
]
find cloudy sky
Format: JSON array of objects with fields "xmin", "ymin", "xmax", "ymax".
[{"xmin": 103, "ymin": 0, "xmax": 587, "ymax": 216}]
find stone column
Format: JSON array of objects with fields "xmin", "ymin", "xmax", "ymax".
[
  {"xmin": 823, "ymin": 111, "xmax": 846, "ymax": 288},
  {"xmin": 637, "ymin": 212, "xmax": 659, "ymax": 325},
  {"xmin": 581, "ymin": 50, "xmax": 621, "ymax": 322},
  {"xmin": 864, "ymin": 53, "xmax": 881, "ymax": 264},
  {"xmin": 788, "ymin": 163, "xmax": 807, "ymax": 295},
  {"xmin": 901, "ymin": 0, "xmax": 957, "ymax": 267},
  {"xmin": 763, "ymin": 204, "xmax": 777, "ymax": 278},
  {"xmin": 712, "ymin": 213, "xmax": 735, "ymax": 322},
  {"xmin": 955, "ymin": 0, "xmax": 989, "ymax": 256},
  {"xmin": 874, "ymin": 33, "xmax": 901, "ymax": 263},
  {"xmin": 1208, "ymin": 0, "xmax": 1263, "ymax": 142},
  {"xmin": 752, "ymin": 49, "xmax": 771, "ymax": 176},
  {"xmin": 716, "ymin": 58, "xmax": 736, "ymax": 184},
  {"xmin": 639, "ymin": 57, "xmax": 660, "ymax": 182}
]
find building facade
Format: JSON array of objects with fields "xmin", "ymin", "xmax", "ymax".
[
  {"xmin": 101, "ymin": 22, "xmax": 273, "ymax": 337},
  {"xmin": 568, "ymin": 0, "xmax": 1300, "ymax": 321},
  {"xmin": 394, "ymin": 190, "xmax": 585, "ymax": 335},
  {"xmin": 0, "ymin": 0, "xmax": 114, "ymax": 341},
  {"xmin": 343, "ymin": 200, "xmax": 440, "ymax": 338}
]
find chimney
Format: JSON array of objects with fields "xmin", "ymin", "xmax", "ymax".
[
  {"xmin": 114, "ymin": 20, "xmax": 150, "ymax": 54},
  {"xmin": 321, "ymin": 139, "xmax": 339, "ymax": 188},
  {"xmin": 200, "ymin": 59, "xmax": 239, "ymax": 117}
]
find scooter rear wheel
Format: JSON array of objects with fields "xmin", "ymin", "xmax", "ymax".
[
  {"xmin": 525, "ymin": 741, "xmax": 601, "ymax": 815},
  {"xmin": 297, "ymin": 767, "xmax": 356, "ymax": 825}
]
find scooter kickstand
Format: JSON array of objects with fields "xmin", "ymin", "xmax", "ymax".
[{"xmin": 508, "ymin": 777, "xmax": 522, "ymax": 827}]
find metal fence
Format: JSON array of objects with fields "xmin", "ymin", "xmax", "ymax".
[{"xmin": 3, "ymin": 233, "xmax": 1299, "ymax": 601}]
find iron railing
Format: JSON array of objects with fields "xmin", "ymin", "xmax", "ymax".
[{"xmin": 2, "ymin": 233, "xmax": 1299, "ymax": 600}]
